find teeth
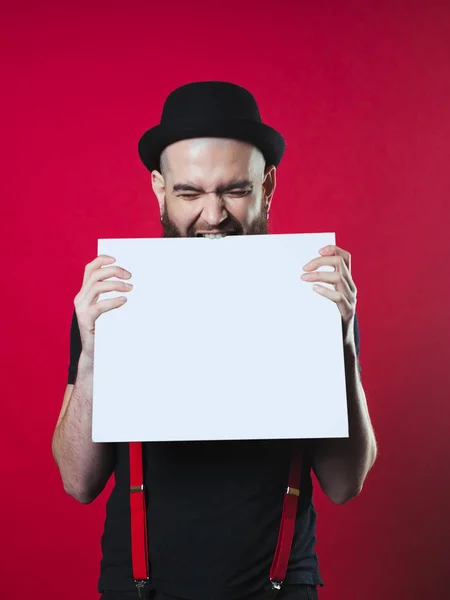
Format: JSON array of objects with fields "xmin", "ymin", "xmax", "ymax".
[{"xmin": 203, "ymin": 233, "xmax": 227, "ymax": 239}]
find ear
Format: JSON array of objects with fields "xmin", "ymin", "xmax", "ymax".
[
  {"xmin": 262, "ymin": 165, "xmax": 276, "ymax": 213},
  {"xmin": 151, "ymin": 170, "xmax": 165, "ymax": 217}
]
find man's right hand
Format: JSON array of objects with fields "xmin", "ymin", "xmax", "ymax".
[{"xmin": 74, "ymin": 255, "xmax": 133, "ymax": 359}]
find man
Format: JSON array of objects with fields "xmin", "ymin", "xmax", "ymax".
[{"xmin": 52, "ymin": 81, "xmax": 377, "ymax": 600}]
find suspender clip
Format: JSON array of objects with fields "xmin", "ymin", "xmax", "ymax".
[
  {"xmin": 135, "ymin": 579, "xmax": 148, "ymax": 598},
  {"xmin": 267, "ymin": 579, "xmax": 282, "ymax": 598}
]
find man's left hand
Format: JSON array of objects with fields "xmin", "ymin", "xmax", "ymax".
[{"xmin": 301, "ymin": 244, "xmax": 357, "ymax": 350}]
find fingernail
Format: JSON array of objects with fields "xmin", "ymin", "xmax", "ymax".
[{"xmin": 124, "ymin": 283, "xmax": 133, "ymax": 289}]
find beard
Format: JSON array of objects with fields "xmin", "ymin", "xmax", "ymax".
[{"xmin": 160, "ymin": 203, "xmax": 269, "ymax": 238}]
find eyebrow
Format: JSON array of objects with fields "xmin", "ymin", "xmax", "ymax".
[{"xmin": 172, "ymin": 179, "xmax": 253, "ymax": 194}]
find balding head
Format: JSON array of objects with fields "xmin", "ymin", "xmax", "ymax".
[{"xmin": 159, "ymin": 138, "xmax": 266, "ymax": 182}]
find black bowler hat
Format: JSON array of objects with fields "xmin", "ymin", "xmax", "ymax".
[{"xmin": 138, "ymin": 81, "xmax": 286, "ymax": 172}]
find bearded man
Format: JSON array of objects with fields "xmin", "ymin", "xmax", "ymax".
[{"xmin": 52, "ymin": 81, "xmax": 377, "ymax": 600}]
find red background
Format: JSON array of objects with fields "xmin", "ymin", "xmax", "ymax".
[{"xmin": 1, "ymin": 1, "xmax": 449, "ymax": 599}]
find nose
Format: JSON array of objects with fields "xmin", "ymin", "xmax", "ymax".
[{"xmin": 200, "ymin": 193, "xmax": 228, "ymax": 227}]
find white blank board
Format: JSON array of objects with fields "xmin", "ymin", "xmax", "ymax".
[{"xmin": 93, "ymin": 233, "xmax": 348, "ymax": 442}]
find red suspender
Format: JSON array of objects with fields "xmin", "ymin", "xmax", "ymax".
[
  {"xmin": 269, "ymin": 442, "xmax": 302, "ymax": 589},
  {"xmin": 129, "ymin": 442, "xmax": 149, "ymax": 592},
  {"xmin": 129, "ymin": 441, "xmax": 302, "ymax": 596}
]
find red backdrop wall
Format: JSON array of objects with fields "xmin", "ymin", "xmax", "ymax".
[{"xmin": 1, "ymin": 1, "xmax": 449, "ymax": 599}]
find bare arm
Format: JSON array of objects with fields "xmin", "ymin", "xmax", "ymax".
[
  {"xmin": 52, "ymin": 254, "xmax": 133, "ymax": 504},
  {"xmin": 300, "ymin": 247, "xmax": 377, "ymax": 505},
  {"xmin": 52, "ymin": 353, "xmax": 115, "ymax": 504},
  {"xmin": 311, "ymin": 344, "xmax": 377, "ymax": 504}
]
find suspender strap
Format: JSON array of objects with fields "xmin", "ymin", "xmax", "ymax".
[
  {"xmin": 129, "ymin": 441, "xmax": 149, "ymax": 590},
  {"xmin": 129, "ymin": 440, "xmax": 302, "ymax": 595},
  {"xmin": 269, "ymin": 441, "xmax": 303, "ymax": 587}
]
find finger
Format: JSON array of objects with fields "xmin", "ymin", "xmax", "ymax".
[
  {"xmin": 318, "ymin": 245, "xmax": 351, "ymax": 271},
  {"xmin": 82, "ymin": 255, "xmax": 117, "ymax": 286},
  {"xmin": 78, "ymin": 265, "xmax": 132, "ymax": 303},
  {"xmin": 84, "ymin": 279, "xmax": 134, "ymax": 307},
  {"xmin": 90, "ymin": 296, "xmax": 128, "ymax": 322},
  {"xmin": 303, "ymin": 255, "xmax": 344, "ymax": 271},
  {"xmin": 303, "ymin": 255, "xmax": 355, "ymax": 293},
  {"xmin": 90, "ymin": 265, "xmax": 132, "ymax": 283},
  {"xmin": 312, "ymin": 285, "xmax": 353, "ymax": 320},
  {"xmin": 301, "ymin": 270, "xmax": 353, "ymax": 299}
]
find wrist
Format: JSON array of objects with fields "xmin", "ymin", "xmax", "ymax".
[{"xmin": 79, "ymin": 350, "xmax": 94, "ymax": 371}]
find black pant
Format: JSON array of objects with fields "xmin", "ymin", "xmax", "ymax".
[{"xmin": 100, "ymin": 584, "xmax": 319, "ymax": 600}]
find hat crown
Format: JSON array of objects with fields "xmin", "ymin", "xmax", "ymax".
[
  {"xmin": 160, "ymin": 81, "xmax": 262, "ymax": 124},
  {"xmin": 138, "ymin": 81, "xmax": 285, "ymax": 172}
]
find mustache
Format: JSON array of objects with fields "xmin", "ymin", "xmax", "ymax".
[
  {"xmin": 161, "ymin": 203, "xmax": 268, "ymax": 238},
  {"xmin": 187, "ymin": 215, "xmax": 244, "ymax": 237}
]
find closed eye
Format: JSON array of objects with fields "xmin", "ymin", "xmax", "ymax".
[
  {"xmin": 177, "ymin": 188, "xmax": 252, "ymax": 199},
  {"xmin": 226, "ymin": 189, "xmax": 251, "ymax": 196}
]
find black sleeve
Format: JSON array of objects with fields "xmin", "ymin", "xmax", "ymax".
[
  {"xmin": 68, "ymin": 308, "xmax": 82, "ymax": 384},
  {"xmin": 354, "ymin": 312, "xmax": 362, "ymax": 373}
]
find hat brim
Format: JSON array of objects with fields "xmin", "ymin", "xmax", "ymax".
[{"xmin": 138, "ymin": 118, "xmax": 286, "ymax": 172}]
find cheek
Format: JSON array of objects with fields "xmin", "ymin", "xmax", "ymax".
[
  {"xmin": 166, "ymin": 198, "xmax": 202, "ymax": 233},
  {"xmin": 225, "ymin": 196, "xmax": 262, "ymax": 230},
  {"xmin": 241, "ymin": 194, "xmax": 263, "ymax": 224}
]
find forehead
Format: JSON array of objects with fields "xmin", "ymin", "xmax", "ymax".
[{"xmin": 163, "ymin": 138, "xmax": 261, "ymax": 181}]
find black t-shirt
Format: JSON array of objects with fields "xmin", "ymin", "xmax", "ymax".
[{"xmin": 67, "ymin": 309, "xmax": 361, "ymax": 599}]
